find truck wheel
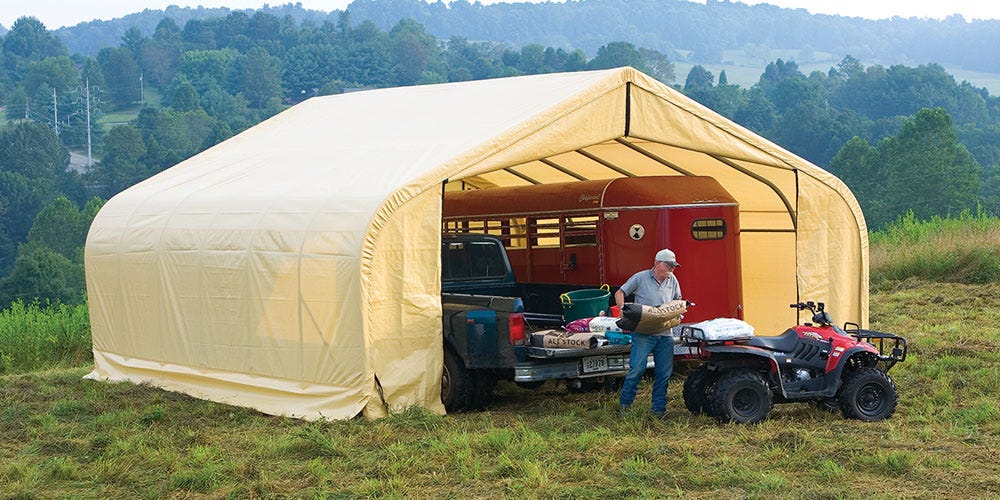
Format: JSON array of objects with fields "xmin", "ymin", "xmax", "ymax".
[
  {"xmin": 839, "ymin": 367, "xmax": 898, "ymax": 421},
  {"xmin": 442, "ymin": 348, "xmax": 474, "ymax": 412},
  {"xmin": 471, "ymin": 370, "xmax": 496, "ymax": 409},
  {"xmin": 682, "ymin": 365, "xmax": 718, "ymax": 415},
  {"xmin": 708, "ymin": 369, "xmax": 773, "ymax": 424}
]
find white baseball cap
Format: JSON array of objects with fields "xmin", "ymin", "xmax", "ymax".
[{"xmin": 655, "ymin": 248, "xmax": 680, "ymax": 266}]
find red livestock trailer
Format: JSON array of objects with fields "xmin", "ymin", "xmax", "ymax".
[{"xmin": 443, "ymin": 176, "xmax": 743, "ymax": 323}]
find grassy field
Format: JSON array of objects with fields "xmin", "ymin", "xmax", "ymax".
[{"xmin": 1, "ymin": 217, "xmax": 999, "ymax": 497}]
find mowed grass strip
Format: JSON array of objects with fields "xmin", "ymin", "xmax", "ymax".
[{"xmin": 1, "ymin": 282, "xmax": 999, "ymax": 497}]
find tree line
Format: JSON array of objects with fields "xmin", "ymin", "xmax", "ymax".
[{"xmin": 0, "ymin": 10, "xmax": 996, "ymax": 308}]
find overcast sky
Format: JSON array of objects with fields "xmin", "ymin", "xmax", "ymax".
[{"xmin": 3, "ymin": 0, "xmax": 1000, "ymax": 30}]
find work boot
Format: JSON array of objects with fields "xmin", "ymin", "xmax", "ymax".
[
  {"xmin": 616, "ymin": 404, "xmax": 630, "ymax": 416},
  {"xmin": 652, "ymin": 410, "xmax": 667, "ymax": 421}
]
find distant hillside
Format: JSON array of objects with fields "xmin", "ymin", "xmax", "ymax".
[
  {"xmin": 49, "ymin": 0, "xmax": 1000, "ymax": 92},
  {"xmin": 344, "ymin": 0, "xmax": 1000, "ymax": 72},
  {"xmin": 53, "ymin": 4, "xmax": 340, "ymax": 57}
]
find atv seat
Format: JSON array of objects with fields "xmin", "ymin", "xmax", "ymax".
[{"xmin": 743, "ymin": 329, "xmax": 800, "ymax": 352}]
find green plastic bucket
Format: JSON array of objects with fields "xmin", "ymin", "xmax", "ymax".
[{"xmin": 560, "ymin": 285, "xmax": 611, "ymax": 322}]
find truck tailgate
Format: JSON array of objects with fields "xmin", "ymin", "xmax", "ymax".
[{"xmin": 524, "ymin": 344, "xmax": 631, "ymax": 359}]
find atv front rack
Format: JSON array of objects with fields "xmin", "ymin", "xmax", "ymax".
[{"xmin": 843, "ymin": 322, "xmax": 908, "ymax": 371}]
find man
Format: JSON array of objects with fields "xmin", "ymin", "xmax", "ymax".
[{"xmin": 614, "ymin": 248, "xmax": 682, "ymax": 419}]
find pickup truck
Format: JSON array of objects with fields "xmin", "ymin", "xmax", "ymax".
[{"xmin": 440, "ymin": 234, "xmax": 632, "ymax": 412}]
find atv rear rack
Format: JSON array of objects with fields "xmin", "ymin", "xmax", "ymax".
[{"xmin": 843, "ymin": 322, "xmax": 908, "ymax": 370}]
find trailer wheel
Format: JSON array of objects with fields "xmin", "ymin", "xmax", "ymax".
[
  {"xmin": 708, "ymin": 369, "xmax": 773, "ymax": 424},
  {"xmin": 682, "ymin": 365, "xmax": 718, "ymax": 415},
  {"xmin": 839, "ymin": 367, "xmax": 898, "ymax": 421},
  {"xmin": 442, "ymin": 348, "xmax": 474, "ymax": 412}
]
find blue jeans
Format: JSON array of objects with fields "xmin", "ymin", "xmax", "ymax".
[{"xmin": 619, "ymin": 333, "xmax": 674, "ymax": 413}]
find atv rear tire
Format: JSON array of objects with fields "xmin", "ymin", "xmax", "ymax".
[
  {"xmin": 708, "ymin": 369, "xmax": 773, "ymax": 424},
  {"xmin": 683, "ymin": 365, "xmax": 718, "ymax": 415},
  {"xmin": 839, "ymin": 367, "xmax": 897, "ymax": 421}
]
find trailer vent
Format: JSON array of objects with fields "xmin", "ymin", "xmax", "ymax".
[{"xmin": 691, "ymin": 218, "xmax": 727, "ymax": 240}]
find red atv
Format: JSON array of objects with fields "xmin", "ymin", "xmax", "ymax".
[{"xmin": 681, "ymin": 301, "xmax": 907, "ymax": 424}]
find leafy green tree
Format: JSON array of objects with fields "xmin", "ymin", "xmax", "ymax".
[
  {"xmin": 170, "ymin": 80, "xmax": 200, "ymax": 112},
  {"xmin": 1, "ymin": 16, "xmax": 68, "ymax": 80},
  {"xmin": 830, "ymin": 136, "xmax": 881, "ymax": 220},
  {"xmin": 445, "ymin": 36, "xmax": 501, "ymax": 82},
  {"xmin": 0, "ymin": 244, "xmax": 84, "ymax": 307},
  {"xmin": 684, "ymin": 65, "xmax": 714, "ymax": 89},
  {"xmin": 98, "ymin": 46, "xmax": 142, "ymax": 106},
  {"xmin": 237, "ymin": 47, "xmax": 282, "ymax": 108},
  {"xmin": 389, "ymin": 18, "xmax": 440, "ymax": 86},
  {"xmin": 200, "ymin": 84, "xmax": 251, "ymax": 130},
  {"xmin": 0, "ymin": 226, "xmax": 14, "ymax": 278},
  {"xmin": 141, "ymin": 18, "xmax": 184, "ymax": 88},
  {"xmin": 92, "ymin": 125, "xmax": 148, "ymax": 198},
  {"xmin": 0, "ymin": 172, "xmax": 51, "ymax": 245},
  {"xmin": 874, "ymin": 108, "xmax": 982, "ymax": 227},
  {"xmin": 0, "ymin": 121, "xmax": 68, "ymax": 183},
  {"xmin": 588, "ymin": 41, "xmax": 643, "ymax": 71},
  {"xmin": 639, "ymin": 48, "xmax": 675, "ymax": 85},
  {"xmin": 23, "ymin": 56, "xmax": 79, "ymax": 96},
  {"xmin": 176, "ymin": 48, "xmax": 240, "ymax": 94},
  {"xmin": 26, "ymin": 197, "xmax": 84, "ymax": 260},
  {"xmin": 283, "ymin": 43, "xmax": 337, "ymax": 99},
  {"xmin": 337, "ymin": 20, "xmax": 393, "ymax": 86},
  {"xmin": 735, "ymin": 87, "xmax": 778, "ymax": 134}
]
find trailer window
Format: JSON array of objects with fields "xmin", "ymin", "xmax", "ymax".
[
  {"xmin": 565, "ymin": 215, "xmax": 598, "ymax": 246},
  {"xmin": 530, "ymin": 218, "xmax": 561, "ymax": 247},
  {"xmin": 691, "ymin": 218, "xmax": 727, "ymax": 240}
]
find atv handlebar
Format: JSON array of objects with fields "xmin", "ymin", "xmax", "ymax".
[{"xmin": 790, "ymin": 301, "xmax": 833, "ymax": 326}]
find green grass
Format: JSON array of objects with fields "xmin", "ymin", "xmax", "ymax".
[
  {"xmin": 870, "ymin": 210, "xmax": 1000, "ymax": 285},
  {"xmin": 1, "ymin": 282, "xmax": 999, "ymax": 497},
  {"xmin": 1, "ymin": 219, "xmax": 998, "ymax": 496},
  {"xmin": 0, "ymin": 301, "xmax": 91, "ymax": 375}
]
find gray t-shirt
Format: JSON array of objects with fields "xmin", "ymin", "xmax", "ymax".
[
  {"xmin": 619, "ymin": 269, "xmax": 683, "ymax": 337},
  {"xmin": 619, "ymin": 269, "xmax": 682, "ymax": 307}
]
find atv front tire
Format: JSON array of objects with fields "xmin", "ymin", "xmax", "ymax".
[
  {"xmin": 708, "ymin": 369, "xmax": 773, "ymax": 424},
  {"xmin": 839, "ymin": 367, "xmax": 898, "ymax": 421}
]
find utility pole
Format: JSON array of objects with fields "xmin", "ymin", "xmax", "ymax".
[
  {"xmin": 85, "ymin": 78, "xmax": 93, "ymax": 168},
  {"xmin": 139, "ymin": 73, "xmax": 144, "ymax": 104},
  {"xmin": 53, "ymin": 88, "xmax": 59, "ymax": 134}
]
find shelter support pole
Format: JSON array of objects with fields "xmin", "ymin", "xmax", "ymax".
[
  {"xmin": 613, "ymin": 138, "xmax": 696, "ymax": 176},
  {"xmin": 709, "ymin": 154, "xmax": 798, "ymax": 231},
  {"xmin": 574, "ymin": 148, "xmax": 636, "ymax": 177},
  {"xmin": 540, "ymin": 158, "xmax": 589, "ymax": 181}
]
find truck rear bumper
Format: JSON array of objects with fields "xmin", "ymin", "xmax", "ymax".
[{"xmin": 513, "ymin": 352, "xmax": 631, "ymax": 382}]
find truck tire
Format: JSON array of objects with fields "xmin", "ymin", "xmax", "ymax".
[
  {"xmin": 471, "ymin": 369, "xmax": 496, "ymax": 409},
  {"xmin": 442, "ymin": 348, "xmax": 474, "ymax": 412},
  {"xmin": 839, "ymin": 367, "xmax": 898, "ymax": 421},
  {"xmin": 708, "ymin": 369, "xmax": 773, "ymax": 424},
  {"xmin": 683, "ymin": 365, "xmax": 718, "ymax": 415}
]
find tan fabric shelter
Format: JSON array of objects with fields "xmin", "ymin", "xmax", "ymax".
[{"xmin": 85, "ymin": 67, "xmax": 868, "ymax": 420}]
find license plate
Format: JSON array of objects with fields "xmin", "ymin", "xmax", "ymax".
[{"xmin": 582, "ymin": 355, "xmax": 608, "ymax": 373}]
